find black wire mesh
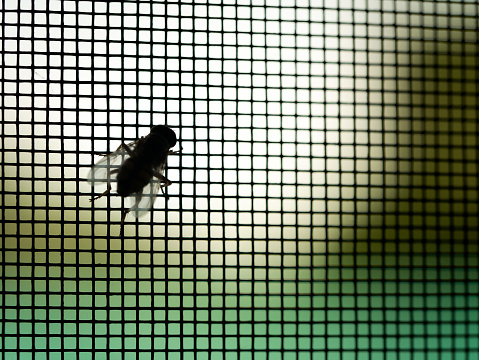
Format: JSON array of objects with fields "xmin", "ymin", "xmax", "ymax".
[{"xmin": 1, "ymin": 1, "xmax": 479, "ymax": 359}]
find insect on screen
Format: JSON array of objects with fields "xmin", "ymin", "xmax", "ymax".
[{"xmin": 1, "ymin": 0, "xmax": 479, "ymax": 359}]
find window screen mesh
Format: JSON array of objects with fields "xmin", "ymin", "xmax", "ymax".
[{"xmin": 1, "ymin": 1, "xmax": 478, "ymax": 358}]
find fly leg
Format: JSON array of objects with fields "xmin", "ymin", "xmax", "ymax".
[
  {"xmin": 153, "ymin": 172, "xmax": 172, "ymax": 199},
  {"xmin": 119, "ymin": 208, "xmax": 129, "ymax": 236},
  {"xmin": 168, "ymin": 147, "xmax": 182, "ymax": 155},
  {"xmin": 161, "ymin": 148, "xmax": 180, "ymax": 199},
  {"xmin": 119, "ymin": 190, "xmax": 142, "ymax": 236},
  {"xmin": 90, "ymin": 183, "xmax": 111, "ymax": 201},
  {"xmin": 90, "ymin": 168, "xmax": 120, "ymax": 201}
]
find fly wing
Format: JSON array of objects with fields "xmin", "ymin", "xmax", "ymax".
[
  {"xmin": 126, "ymin": 161, "xmax": 167, "ymax": 218},
  {"xmin": 86, "ymin": 140, "xmax": 137, "ymax": 187},
  {"xmin": 127, "ymin": 178, "xmax": 163, "ymax": 218}
]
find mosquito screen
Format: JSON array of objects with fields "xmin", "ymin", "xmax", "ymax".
[{"xmin": 1, "ymin": 1, "xmax": 478, "ymax": 359}]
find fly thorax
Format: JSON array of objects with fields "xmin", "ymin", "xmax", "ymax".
[{"xmin": 142, "ymin": 133, "xmax": 170, "ymax": 160}]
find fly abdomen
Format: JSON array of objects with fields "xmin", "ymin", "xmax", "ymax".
[{"xmin": 116, "ymin": 157, "xmax": 152, "ymax": 197}]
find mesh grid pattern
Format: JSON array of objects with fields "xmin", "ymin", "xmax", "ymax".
[{"xmin": 1, "ymin": 1, "xmax": 479, "ymax": 359}]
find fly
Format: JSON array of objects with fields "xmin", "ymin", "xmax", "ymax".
[{"xmin": 87, "ymin": 125, "xmax": 179, "ymax": 234}]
